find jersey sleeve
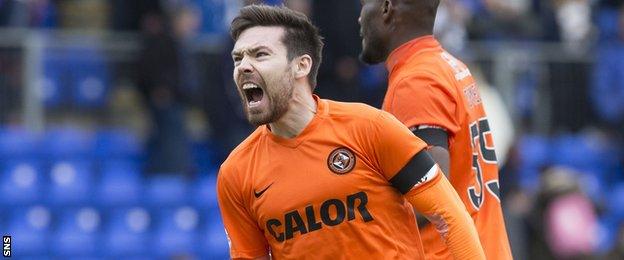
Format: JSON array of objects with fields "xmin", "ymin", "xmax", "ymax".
[
  {"xmin": 216, "ymin": 166, "xmax": 269, "ymax": 259},
  {"xmin": 362, "ymin": 110, "xmax": 429, "ymax": 181},
  {"xmin": 390, "ymin": 73, "xmax": 461, "ymax": 136},
  {"xmin": 405, "ymin": 168, "xmax": 485, "ymax": 259}
]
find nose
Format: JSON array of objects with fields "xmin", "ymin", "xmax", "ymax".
[
  {"xmin": 358, "ymin": 16, "xmax": 361, "ymax": 25},
  {"xmin": 237, "ymin": 56, "xmax": 254, "ymax": 74}
]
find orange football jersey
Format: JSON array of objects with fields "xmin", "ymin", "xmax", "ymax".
[
  {"xmin": 217, "ymin": 96, "xmax": 429, "ymax": 259},
  {"xmin": 383, "ymin": 36, "xmax": 512, "ymax": 259}
]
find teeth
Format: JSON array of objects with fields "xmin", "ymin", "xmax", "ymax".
[
  {"xmin": 249, "ymin": 100, "xmax": 260, "ymax": 106},
  {"xmin": 242, "ymin": 83, "xmax": 260, "ymax": 90}
]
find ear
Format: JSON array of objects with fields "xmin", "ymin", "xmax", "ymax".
[
  {"xmin": 294, "ymin": 54, "xmax": 312, "ymax": 80},
  {"xmin": 381, "ymin": 0, "xmax": 393, "ymax": 23}
]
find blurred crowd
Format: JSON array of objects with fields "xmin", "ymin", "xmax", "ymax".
[{"xmin": 1, "ymin": 0, "xmax": 624, "ymax": 259}]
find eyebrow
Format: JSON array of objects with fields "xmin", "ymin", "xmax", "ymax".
[{"xmin": 231, "ymin": 45, "xmax": 272, "ymax": 57}]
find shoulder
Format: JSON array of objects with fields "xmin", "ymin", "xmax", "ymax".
[
  {"xmin": 322, "ymin": 99, "xmax": 384, "ymax": 122},
  {"xmin": 391, "ymin": 58, "xmax": 462, "ymax": 100},
  {"xmin": 322, "ymin": 99, "xmax": 408, "ymax": 134},
  {"xmin": 318, "ymin": 99, "xmax": 393, "ymax": 141},
  {"xmin": 395, "ymin": 49, "xmax": 464, "ymax": 89}
]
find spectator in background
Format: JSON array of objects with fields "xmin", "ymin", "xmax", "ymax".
[
  {"xmin": 544, "ymin": 0, "xmax": 597, "ymax": 132},
  {"xmin": 172, "ymin": 5, "xmax": 202, "ymax": 101},
  {"xmin": 434, "ymin": 0, "xmax": 472, "ymax": 54},
  {"xmin": 0, "ymin": 0, "xmax": 57, "ymax": 28},
  {"xmin": 163, "ymin": 0, "xmax": 243, "ymax": 34},
  {"xmin": 202, "ymin": 0, "xmax": 258, "ymax": 164},
  {"xmin": 137, "ymin": 7, "xmax": 197, "ymax": 176},
  {"xmin": 552, "ymin": 0, "xmax": 595, "ymax": 51},
  {"xmin": 527, "ymin": 167, "xmax": 599, "ymax": 259},
  {"xmin": 312, "ymin": 0, "xmax": 362, "ymax": 102},
  {"xmin": 469, "ymin": 0, "xmax": 541, "ymax": 41},
  {"xmin": 533, "ymin": 0, "xmax": 561, "ymax": 41},
  {"xmin": 0, "ymin": 0, "xmax": 57, "ymax": 123},
  {"xmin": 110, "ymin": 0, "xmax": 161, "ymax": 31}
]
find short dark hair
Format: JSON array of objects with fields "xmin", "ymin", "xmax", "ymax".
[{"xmin": 230, "ymin": 4, "xmax": 324, "ymax": 89}]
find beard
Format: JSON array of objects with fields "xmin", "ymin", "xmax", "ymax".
[
  {"xmin": 243, "ymin": 69, "xmax": 294, "ymax": 126},
  {"xmin": 359, "ymin": 29, "xmax": 388, "ymax": 65}
]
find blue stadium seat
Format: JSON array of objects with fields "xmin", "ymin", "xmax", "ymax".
[
  {"xmin": 596, "ymin": 216, "xmax": 621, "ymax": 253},
  {"xmin": 516, "ymin": 134, "xmax": 550, "ymax": 192},
  {"xmin": 70, "ymin": 48, "xmax": 110, "ymax": 108},
  {"xmin": 43, "ymin": 127, "xmax": 95, "ymax": 159},
  {"xmin": 103, "ymin": 207, "xmax": 151, "ymax": 257},
  {"xmin": 517, "ymin": 168, "xmax": 541, "ymax": 194},
  {"xmin": 609, "ymin": 183, "xmax": 624, "ymax": 220},
  {"xmin": 42, "ymin": 49, "xmax": 68, "ymax": 107},
  {"xmin": 517, "ymin": 134, "xmax": 550, "ymax": 169},
  {"xmin": 551, "ymin": 134, "xmax": 605, "ymax": 173},
  {"xmin": 40, "ymin": 44, "xmax": 108, "ymax": 109},
  {"xmin": 95, "ymin": 129, "xmax": 143, "ymax": 159},
  {"xmin": 0, "ymin": 127, "xmax": 40, "ymax": 159},
  {"xmin": 73, "ymin": 74, "xmax": 108, "ymax": 108},
  {"xmin": 551, "ymin": 133, "xmax": 620, "ymax": 193},
  {"xmin": 192, "ymin": 142, "xmax": 218, "ymax": 174},
  {"xmin": 193, "ymin": 171, "xmax": 218, "ymax": 210},
  {"xmin": 595, "ymin": 185, "xmax": 624, "ymax": 252},
  {"xmin": 201, "ymin": 210, "xmax": 230, "ymax": 259},
  {"xmin": 145, "ymin": 175, "xmax": 189, "ymax": 207},
  {"xmin": 41, "ymin": 76, "xmax": 63, "ymax": 108},
  {"xmin": 54, "ymin": 207, "xmax": 102, "ymax": 256},
  {"xmin": 48, "ymin": 160, "xmax": 94, "ymax": 205},
  {"xmin": 0, "ymin": 160, "xmax": 42, "ymax": 206},
  {"xmin": 153, "ymin": 206, "xmax": 201, "ymax": 257},
  {"xmin": 7, "ymin": 206, "xmax": 52, "ymax": 256},
  {"xmin": 96, "ymin": 160, "xmax": 142, "ymax": 206}
]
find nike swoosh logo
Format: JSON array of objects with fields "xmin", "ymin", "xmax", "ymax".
[{"xmin": 254, "ymin": 183, "xmax": 273, "ymax": 198}]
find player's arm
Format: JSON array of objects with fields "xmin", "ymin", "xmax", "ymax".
[
  {"xmin": 409, "ymin": 125, "xmax": 451, "ymax": 227},
  {"xmin": 391, "ymin": 75, "xmax": 458, "ymax": 227},
  {"xmin": 364, "ymin": 111, "xmax": 483, "ymax": 259},
  {"xmin": 391, "ymin": 151, "xmax": 485, "ymax": 260},
  {"xmin": 390, "ymin": 73, "xmax": 461, "ymax": 177},
  {"xmin": 217, "ymin": 167, "xmax": 271, "ymax": 259},
  {"xmin": 410, "ymin": 125, "xmax": 450, "ymax": 176}
]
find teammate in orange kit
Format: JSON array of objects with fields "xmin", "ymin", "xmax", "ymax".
[
  {"xmin": 217, "ymin": 4, "xmax": 484, "ymax": 260},
  {"xmin": 358, "ymin": 0, "xmax": 513, "ymax": 259}
]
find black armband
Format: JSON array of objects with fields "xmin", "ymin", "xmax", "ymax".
[
  {"xmin": 411, "ymin": 127, "xmax": 449, "ymax": 150},
  {"xmin": 389, "ymin": 150, "xmax": 437, "ymax": 194}
]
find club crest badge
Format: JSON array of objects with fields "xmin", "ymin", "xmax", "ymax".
[{"xmin": 327, "ymin": 147, "xmax": 356, "ymax": 174}]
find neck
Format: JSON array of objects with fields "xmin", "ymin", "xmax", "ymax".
[
  {"xmin": 268, "ymin": 84, "xmax": 317, "ymax": 139},
  {"xmin": 387, "ymin": 30, "xmax": 431, "ymax": 55}
]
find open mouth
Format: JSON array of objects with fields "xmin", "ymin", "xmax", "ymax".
[{"xmin": 243, "ymin": 83, "xmax": 265, "ymax": 107}]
